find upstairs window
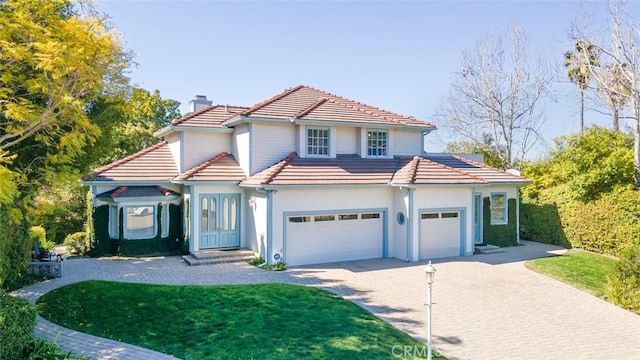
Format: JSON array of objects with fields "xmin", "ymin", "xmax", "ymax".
[
  {"xmin": 307, "ymin": 127, "xmax": 329, "ymax": 157},
  {"xmin": 367, "ymin": 130, "xmax": 388, "ymax": 157}
]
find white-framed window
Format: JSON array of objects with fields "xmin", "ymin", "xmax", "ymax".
[
  {"xmin": 109, "ymin": 205, "xmax": 119, "ymax": 239},
  {"xmin": 161, "ymin": 204, "xmax": 170, "ymax": 238},
  {"xmin": 490, "ymin": 193, "xmax": 508, "ymax": 225},
  {"xmin": 367, "ymin": 130, "xmax": 388, "ymax": 157},
  {"xmin": 307, "ymin": 127, "xmax": 329, "ymax": 156},
  {"xmin": 124, "ymin": 205, "xmax": 156, "ymax": 239}
]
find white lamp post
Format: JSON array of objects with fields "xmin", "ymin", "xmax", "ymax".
[{"xmin": 424, "ymin": 261, "xmax": 437, "ymax": 360}]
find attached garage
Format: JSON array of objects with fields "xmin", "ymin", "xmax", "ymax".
[
  {"xmin": 419, "ymin": 209, "xmax": 464, "ymax": 259},
  {"xmin": 284, "ymin": 210, "xmax": 386, "ymax": 266}
]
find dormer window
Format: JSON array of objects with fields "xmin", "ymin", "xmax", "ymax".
[
  {"xmin": 307, "ymin": 127, "xmax": 329, "ymax": 157},
  {"xmin": 367, "ymin": 130, "xmax": 388, "ymax": 157}
]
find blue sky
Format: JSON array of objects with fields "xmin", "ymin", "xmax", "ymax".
[{"xmin": 96, "ymin": 1, "xmax": 616, "ymax": 157}]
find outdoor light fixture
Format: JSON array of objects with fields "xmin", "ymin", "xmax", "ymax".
[{"xmin": 424, "ymin": 261, "xmax": 437, "ymax": 360}]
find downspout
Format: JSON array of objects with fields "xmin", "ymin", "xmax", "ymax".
[
  {"xmin": 407, "ymin": 188, "xmax": 414, "ymax": 262},
  {"xmin": 266, "ymin": 190, "xmax": 273, "ymax": 265},
  {"xmin": 516, "ymin": 187, "xmax": 521, "ymax": 245},
  {"xmin": 189, "ymin": 186, "xmax": 196, "ymax": 253}
]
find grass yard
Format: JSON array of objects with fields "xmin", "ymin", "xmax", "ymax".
[
  {"xmin": 37, "ymin": 281, "xmax": 442, "ymax": 360},
  {"xmin": 525, "ymin": 249, "xmax": 617, "ymax": 298}
]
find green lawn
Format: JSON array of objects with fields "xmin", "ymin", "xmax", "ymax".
[
  {"xmin": 525, "ymin": 249, "xmax": 617, "ymax": 298},
  {"xmin": 37, "ymin": 281, "xmax": 443, "ymax": 360}
]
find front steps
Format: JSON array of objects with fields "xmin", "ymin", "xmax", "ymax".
[
  {"xmin": 183, "ymin": 248, "xmax": 256, "ymax": 266},
  {"xmin": 475, "ymin": 244, "xmax": 502, "ymax": 254}
]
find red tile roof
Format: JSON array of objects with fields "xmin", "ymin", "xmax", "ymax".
[
  {"xmin": 162, "ymin": 105, "xmax": 248, "ymax": 130},
  {"xmin": 240, "ymin": 85, "xmax": 435, "ymax": 129},
  {"xmin": 176, "ymin": 152, "xmax": 246, "ymax": 182},
  {"xmin": 244, "ymin": 154, "xmax": 529, "ymax": 187},
  {"xmin": 392, "ymin": 157, "xmax": 487, "ymax": 185},
  {"xmin": 97, "ymin": 186, "xmax": 179, "ymax": 199},
  {"xmin": 244, "ymin": 154, "xmax": 399, "ymax": 186},
  {"xmin": 424, "ymin": 154, "xmax": 531, "ymax": 184},
  {"xmin": 84, "ymin": 141, "xmax": 179, "ymax": 182}
]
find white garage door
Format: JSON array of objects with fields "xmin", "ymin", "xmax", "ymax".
[
  {"xmin": 285, "ymin": 211, "xmax": 384, "ymax": 266},
  {"xmin": 420, "ymin": 211, "xmax": 461, "ymax": 259}
]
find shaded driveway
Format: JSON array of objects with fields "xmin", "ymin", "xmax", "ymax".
[{"xmin": 14, "ymin": 241, "xmax": 640, "ymax": 359}]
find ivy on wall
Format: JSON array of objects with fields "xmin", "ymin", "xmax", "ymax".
[
  {"xmin": 92, "ymin": 203, "xmax": 183, "ymax": 256},
  {"xmin": 482, "ymin": 198, "xmax": 518, "ymax": 247}
]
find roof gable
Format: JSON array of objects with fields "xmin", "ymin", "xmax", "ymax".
[
  {"xmin": 239, "ymin": 85, "xmax": 435, "ymax": 129},
  {"xmin": 176, "ymin": 152, "xmax": 245, "ymax": 182},
  {"xmin": 84, "ymin": 141, "xmax": 179, "ymax": 182},
  {"xmin": 97, "ymin": 186, "xmax": 180, "ymax": 201}
]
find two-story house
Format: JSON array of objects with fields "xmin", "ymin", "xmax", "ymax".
[{"xmin": 82, "ymin": 85, "xmax": 529, "ymax": 266}]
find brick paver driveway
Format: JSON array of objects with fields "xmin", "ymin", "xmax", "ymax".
[{"xmin": 15, "ymin": 240, "xmax": 640, "ymax": 359}]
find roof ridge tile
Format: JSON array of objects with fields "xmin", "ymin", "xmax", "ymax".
[
  {"xmin": 242, "ymin": 85, "xmax": 305, "ymax": 115},
  {"xmin": 84, "ymin": 141, "xmax": 168, "ymax": 180},
  {"xmin": 420, "ymin": 157, "xmax": 488, "ymax": 183},
  {"xmin": 323, "ymin": 97, "xmax": 426, "ymax": 127},
  {"xmin": 111, "ymin": 186, "xmax": 128, "ymax": 198},
  {"xmin": 408, "ymin": 156, "xmax": 420, "ymax": 184},
  {"xmin": 178, "ymin": 152, "xmax": 229, "ymax": 181},
  {"xmin": 295, "ymin": 98, "xmax": 328, "ymax": 118},
  {"xmin": 156, "ymin": 186, "xmax": 173, "ymax": 196},
  {"xmin": 451, "ymin": 155, "xmax": 527, "ymax": 179},
  {"xmin": 262, "ymin": 152, "xmax": 297, "ymax": 185},
  {"xmin": 171, "ymin": 105, "xmax": 221, "ymax": 126}
]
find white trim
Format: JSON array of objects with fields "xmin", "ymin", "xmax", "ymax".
[
  {"xmin": 123, "ymin": 205, "xmax": 157, "ymax": 240},
  {"xmin": 489, "ymin": 192, "xmax": 508, "ymax": 225}
]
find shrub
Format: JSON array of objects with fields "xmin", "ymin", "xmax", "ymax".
[
  {"xmin": 29, "ymin": 226, "xmax": 54, "ymax": 251},
  {"xmin": 607, "ymin": 242, "xmax": 640, "ymax": 314},
  {"xmin": 0, "ymin": 207, "xmax": 31, "ymax": 291},
  {"xmin": 64, "ymin": 232, "xmax": 89, "ymax": 256},
  {"xmin": 520, "ymin": 202, "xmax": 570, "ymax": 247},
  {"xmin": 248, "ymin": 257, "xmax": 264, "ymax": 266},
  {"xmin": 21, "ymin": 336, "xmax": 89, "ymax": 360},
  {"xmin": 0, "ymin": 291, "xmax": 37, "ymax": 360}
]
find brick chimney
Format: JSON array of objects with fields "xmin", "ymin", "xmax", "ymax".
[{"xmin": 189, "ymin": 95, "xmax": 212, "ymax": 112}]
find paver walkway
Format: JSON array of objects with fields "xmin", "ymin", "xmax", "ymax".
[{"xmin": 12, "ymin": 241, "xmax": 640, "ymax": 359}]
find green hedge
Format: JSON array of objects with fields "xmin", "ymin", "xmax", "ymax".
[
  {"xmin": 520, "ymin": 202, "xmax": 570, "ymax": 248},
  {"xmin": 607, "ymin": 242, "xmax": 640, "ymax": 313},
  {"xmin": 92, "ymin": 203, "xmax": 183, "ymax": 256},
  {"xmin": 0, "ymin": 291, "xmax": 36, "ymax": 360},
  {"xmin": 483, "ymin": 198, "xmax": 518, "ymax": 247},
  {"xmin": 521, "ymin": 186, "xmax": 640, "ymax": 256},
  {"xmin": 0, "ymin": 206, "xmax": 30, "ymax": 291}
]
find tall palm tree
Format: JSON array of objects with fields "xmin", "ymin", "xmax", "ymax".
[{"xmin": 564, "ymin": 40, "xmax": 601, "ymax": 134}]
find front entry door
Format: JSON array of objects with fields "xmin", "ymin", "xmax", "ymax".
[
  {"xmin": 473, "ymin": 193, "xmax": 483, "ymax": 244},
  {"xmin": 200, "ymin": 194, "xmax": 240, "ymax": 249}
]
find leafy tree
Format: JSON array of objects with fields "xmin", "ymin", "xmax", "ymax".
[
  {"xmin": 27, "ymin": 89, "xmax": 180, "ymax": 244},
  {"xmin": 444, "ymin": 135, "xmax": 505, "ymax": 169},
  {"xmin": 0, "ymin": 0, "xmax": 132, "ymax": 198},
  {"xmin": 572, "ymin": 1, "xmax": 640, "ymax": 185},
  {"xmin": 564, "ymin": 40, "xmax": 601, "ymax": 134},
  {"xmin": 108, "ymin": 88, "xmax": 180, "ymax": 163},
  {"xmin": 435, "ymin": 24, "xmax": 552, "ymax": 170},
  {"xmin": 547, "ymin": 127, "xmax": 634, "ymax": 201},
  {"xmin": 0, "ymin": 0, "xmax": 132, "ymax": 288}
]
